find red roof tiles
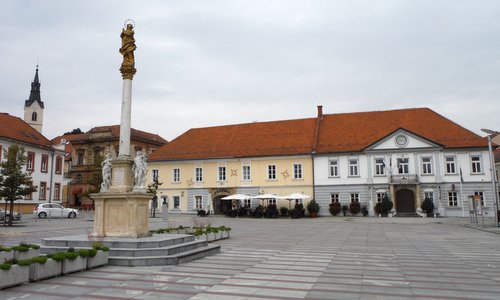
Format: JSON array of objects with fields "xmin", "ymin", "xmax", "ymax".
[
  {"xmin": 0, "ymin": 113, "xmax": 53, "ymax": 148},
  {"xmin": 150, "ymin": 107, "xmax": 488, "ymax": 161}
]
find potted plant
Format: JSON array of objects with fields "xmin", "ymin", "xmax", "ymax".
[
  {"xmin": 306, "ymin": 200, "xmax": 320, "ymax": 218},
  {"xmin": 361, "ymin": 205, "xmax": 369, "ymax": 217},
  {"xmin": 62, "ymin": 248, "xmax": 87, "ymax": 274},
  {"xmin": 0, "ymin": 259, "xmax": 32, "ymax": 289},
  {"xmin": 13, "ymin": 243, "xmax": 40, "ymax": 260},
  {"xmin": 349, "ymin": 202, "xmax": 361, "ymax": 215},
  {"xmin": 29, "ymin": 255, "xmax": 62, "ymax": 281},
  {"xmin": 421, "ymin": 197, "xmax": 435, "ymax": 217},
  {"xmin": 87, "ymin": 242, "xmax": 110, "ymax": 269},
  {"xmin": 0, "ymin": 245, "xmax": 13, "ymax": 263},
  {"xmin": 290, "ymin": 203, "xmax": 305, "ymax": 219},
  {"xmin": 341, "ymin": 204, "xmax": 348, "ymax": 216},
  {"xmin": 279, "ymin": 206, "xmax": 289, "ymax": 217},
  {"xmin": 218, "ymin": 226, "xmax": 231, "ymax": 239},
  {"xmin": 374, "ymin": 202, "xmax": 382, "ymax": 216},
  {"xmin": 380, "ymin": 194, "xmax": 393, "ymax": 217},
  {"xmin": 329, "ymin": 202, "xmax": 341, "ymax": 216}
]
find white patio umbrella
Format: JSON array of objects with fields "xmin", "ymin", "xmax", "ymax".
[
  {"xmin": 206, "ymin": 194, "xmax": 214, "ymax": 215},
  {"xmin": 221, "ymin": 194, "xmax": 251, "ymax": 200},
  {"xmin": 283, "ymin": 193, "xmax": 312, "ymax": 209},
  {"xmin": 251, "ymin": 194, "xmax": 284, "ymax": 207}
]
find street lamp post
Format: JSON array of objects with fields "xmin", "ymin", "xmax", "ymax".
[{"xmin": 481, "ymin": 128, "xmax": 499, "ymax": 227}]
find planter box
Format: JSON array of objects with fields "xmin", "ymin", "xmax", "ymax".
[
  {"xmin": 29, "ymin": 259, "xmax": 62, "ymax": 281},
  {"xmin": 14, "ymin": 249, "xmax": 40, "ymax": 261},
  {"xmin": 62, "ymin": 256, "xmax": 87, "ymax": 274},
  {"xmin": 87, "ymin": 251, "xmax": 109, "ymax": 269},
  {"xmin": 0, "ymin": 251, "xmax": 14, "ymax": 263},
  {"xmin": 196, "ymin": 234, "xmax": 207, "ymax": 241},
  {"xmin": 0, "ymin": 265, "xmax": 30, "ymax": 289},
  {"xmin": 220, "ymin": 231, "xmax": 230, "ymax": 239}
]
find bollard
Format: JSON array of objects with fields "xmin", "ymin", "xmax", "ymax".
[{"xmin": 162, "ymin": 202, "xmax": 168, "ymax": 221}]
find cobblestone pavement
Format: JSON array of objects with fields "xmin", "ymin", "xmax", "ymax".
[{"xmin": 1, "ymin": 215, "xmax": 500, "ymax": 299}]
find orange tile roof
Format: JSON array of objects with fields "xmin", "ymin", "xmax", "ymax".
[
  {"xmin": 65, "ymin": 125, "xmax": 167, "ymax": 145},
  {"xmin": 149, "ymin": 118, "xmax": 318, "ymax": 161},
  {"xmin": 315, "ymin": 108, "xmax": 487, "ymax": 153},
  {"xmin": 149, "ymin": 107, "xmax": 488, "ymax": 161},
  {"xmin": 0, "ymin": 113, "xmax": 53, "ymax": 148}
]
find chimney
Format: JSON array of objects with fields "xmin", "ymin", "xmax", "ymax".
[{"xmin": 317, "ymin": 105, "xmax": 323, "ymax": 120}]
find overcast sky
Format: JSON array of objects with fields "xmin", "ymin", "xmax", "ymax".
[{"xmin": 1, "ymin": 0, "xmax": 499, "ymax": 141}]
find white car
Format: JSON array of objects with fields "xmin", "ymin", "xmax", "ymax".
[
  {"xmin": 0, "ymin": 208, "xmax": 22, "ymax": 222},
  {"xmin": 33, "ymin": 203, "xmax": 79, "ymax": 219}
]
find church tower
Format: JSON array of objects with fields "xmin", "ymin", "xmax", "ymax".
[{"xmin": 24, "ymin": 66, "xmax": 45, "ymax": 133}]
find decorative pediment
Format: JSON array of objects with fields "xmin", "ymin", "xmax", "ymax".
[{"xmin": 365, "ymin": 129, "xmax": 442, "ymax": 151}]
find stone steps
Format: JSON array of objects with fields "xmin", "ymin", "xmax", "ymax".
[{"xmin": 41, "ymin": 234, "xmax": 221, "ymax": 266}]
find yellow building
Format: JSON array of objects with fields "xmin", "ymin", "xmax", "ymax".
[{"xmin": 148, "ymin": 117, "xmax": 318, "ymax": 215}]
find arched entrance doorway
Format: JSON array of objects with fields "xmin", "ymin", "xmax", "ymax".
[
  {"xmin": 213, "ymin": 195, "xmax": 233, "ymax": 215},
  {"xmin": 396, "ymin": 189, "xmax": 415, "ymax": 213}
]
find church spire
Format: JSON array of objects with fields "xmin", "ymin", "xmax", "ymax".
[{"xmin": 25, "ymin": 65, "xmax": 44, "ymax": 108}]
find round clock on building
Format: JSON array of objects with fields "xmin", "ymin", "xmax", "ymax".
[{"xmin": 395, "ymin": 134, "xmax": 408, "ymax": 147}]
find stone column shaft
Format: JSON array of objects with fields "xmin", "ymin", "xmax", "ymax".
[{"xmin": 118, "ymin": 79, "xmax": 132, "ymax": 158}]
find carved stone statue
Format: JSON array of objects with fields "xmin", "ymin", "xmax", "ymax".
[
  {"xmin": 132, "ymin": 151, "xmax": 147, "ymax": 191},
  {"xmin": 100, "ymin": 153, "xmax": 113, "ymax": 192},
  {"xmin": 120, "ymin": 23, "xmax": 137, "ymax": 79}
]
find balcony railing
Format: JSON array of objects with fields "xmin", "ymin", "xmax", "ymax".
[{"xmin": 390, "ymin": 174, "xmax": 419, "ymax": 184}]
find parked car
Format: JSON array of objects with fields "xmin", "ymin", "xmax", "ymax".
[
  {"xmin": 33, "ymin": 203, "xmax": 79, "ymax": 219},
  {"xmin": 0, "ymin": 208, "xmax": 22, "ymax": 222}
]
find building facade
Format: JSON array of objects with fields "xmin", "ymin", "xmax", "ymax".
[{"xmin": 54, "ymin": 126, "xmax": 167, "ymax": 209}]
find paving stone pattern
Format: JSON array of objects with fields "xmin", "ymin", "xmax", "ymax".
[{"xmin": 1, "ymin": 215, "xmax": 500, "ymax": 299}]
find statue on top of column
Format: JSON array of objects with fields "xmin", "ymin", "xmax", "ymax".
[{"xmin": 120, "ymin": 22, "xmax": 137, "ymax": 79}]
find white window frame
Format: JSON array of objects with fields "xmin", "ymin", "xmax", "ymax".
[
  {"xmin": 445, "ymin": 156, "xmax": 456, "ymax": 174},
  {"xmin": 173, "ymin": 196, "xmax": 180, "ymax": 209},
  {"xmin": 218, "ymin": 166, "xmax": 226, "ymax": 181},
  {"xmin": 348, "ymin": 159, "xmax": 359, "ymax": 177},
  {"xmin": 397, "ymin": 158, "xmax": 409, "ymax": 174},
  {"xmin": 471, "ymin": 155, "xmax": 482, "ymax": 174},
  {"xmin": 330, "ymin": 193, "xmax": 339, "ymax": 203},
  {"xmin": 194, "ymin": 195, "xmax": 203, "ymax": 210},
  {"xmin": 243, "ymin": 199, "xmax": 251, "ymax": 208},
  {"xmin": 242, "ymin": 165, "xmax": 251, "ymax": 181},
  {"xmin": 448, "ymin": 192, "xmax": 458, "ymax": 206},
  {"xmin": 329, "ymin": 159, "xmax": 339, "ymax": 177},
  {"xmin": 172, "ymin": 168, "xmax": 181, "ymax": 183},
  {"xmin": 195, "ymin": 167, "xmax": 203, "ymax": 182},
  {"xmin": 152, "ymin": 169, "xmax": 159, "ymax": 183},
  {"xmin": 293, "ymin": 163, "xmax": 303, "ymax": 179},
  {"xmin": 421, "ymin": 157, "xmax": 433, "ymax": 175},
  {"xmin": 268, "ymin": 165, "xmax": 277, "ymax": 180},
  {"xmin": 375, "ymin": 158, "xmax": 385, "ymax": 175},
  {"xmin": 350, "ymin": 193, "xmax": 359, "ymax": 203},
  {"xmin": 376, "ymin": 192, "xmax": 385, "ymax": 203},
  {"xmin": 474, "ymin": 191, "xmax": 484, "ymax": 206}
]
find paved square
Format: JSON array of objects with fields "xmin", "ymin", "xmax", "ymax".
[{"xmin": 1, "ymin": 215, "xmax": 500, "ymax": 299}]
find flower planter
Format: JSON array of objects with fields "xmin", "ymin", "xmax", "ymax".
[
  {"xmin": 309, "ymin": 212, "xmax": 318, "ymax": 218},
  {"xmin": 206, "ymin": 233, "xmax": 215, "ymax": 242},
  {"xmin": 87, "ymin": 251, "xmax": 109, "ymax": 269},
  {"xmin": 0, "ymin": 251, "xmax": 13, "ymax": 263},
  {"xmin": 0, "ymin": 265, "xmax": 30, "ymax": 289},
  {"xmin": 220, "ymin": 231, "xmax": 229, "ymax": 239},
  {"xmin": 14, "ymin": 248, "xmax": 40, "ymax": 261},
  {"xmin": 195, "ymin": 235, "xmax": 207, "ymax": 241},
  {"xmin": 29, "ymin": 259, "xmax": 62, "ymax": 281},
  {"xmin": 62, "ymin": 256, "xmax": 87, "ymax": 274}
]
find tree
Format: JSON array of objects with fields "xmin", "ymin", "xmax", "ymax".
[
  {"xmin": 0, "ymin": 145, "xmax": 37, "ymax": 226},
  {"xmin": 381, "ymin": 194, "xmax": 393, "ymax": 214},
  {"xmin": 64, "ymin": 128, "xmax": 82, "ymax": 135},
  {"xmin": 81, "ymin": 153, "xmax": 104, "ymax": 208}
]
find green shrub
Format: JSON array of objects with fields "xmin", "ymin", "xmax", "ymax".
[
  {"xmin": 0, "ymin": 245, "xmax": 12, "ymax": 252},
  {"xmin": 31, "ymin": 256, "xmax": 48, "ymax": 264},
  {"xmin": 381, "ymin": 194, "xmax": 393, "ymax": 213},
  {"xmin": 349, "ymin": 202, "xmax": 361, "ymax": 215},
  {"xmin": 67, "ymin": 247, "xmax": 75, "ymax": 252},
  {"xmin": 30, "ymin": 244, "xmax": 40, "ymax": 250},
  {"xmin": 51, "ymin": 253, "xmax": 66, "ymax": 262},
  {"xmin": 12, "ymin": 245, "xmax": 29, "ymax": 252},
  {"xmin": 329, "ymin": 202, "xmax": 341, "ymax": 216},
  {"xmin": 17, "ymin": 259, "xmax": 32, "ymax": 266},
  {"xmin": 64, "ymin": 252, "xmax": 79, "ymax": 260},
  {"xmin": 78, "ymin": 249, "xmax": 90, "ymax": 257},
  {"xmin": 421, "ymin": 197, "xmax": 435, "ymax": 214},
  {"xmin": 306, "ymin": 200, "xmax": 320, "ymax": 213},
  {"xmin": 88, "ymin": 249, "xmax": 98, "ymax": 257},
  {"xmin": 92, "ymin": 242, "xmax": 109, "ymax": 251},
  {"xmin": 0, "ymin": 263, "xmax": 12, "ymax": 270}
]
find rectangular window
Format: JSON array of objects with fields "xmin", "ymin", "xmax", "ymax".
[
  {"xmin": 41, "ymin": 154, "xmax": 49, "ymax": 173},
  {"xmin": 54, "ymin": 183, "xmax": 61, "ymax": 200},
  {"xmin": 471, "ymin": 155, "xmax": 482, "ymax": 174},
  {"xmin": 474, "ymin": 191, "xmax": 484, "ymax": 206},
  {"xmin": 195, "ymin": 167, "xmax": 203, "ymax": 182},
  {"xmin": 349, "ymin": 159, "xmax": 358, "ymax": 176},
  {"xmin": 173, "ymin": 196, "xmax": 180, "ymax": 209},
  {"xmin": 39, "ymin": 182, "xmax": 47, "ymax": 200},
  {"xmin": 421, "ymin": 157, "xmax": 432, "ymax": 174},
  {"xmin": 173, "ymin": 168, "xmax": 180, "ymax": 183},
  {"xmin": 195, "ymin": 195, "xmax": 203, "ymax": 210},
  {"xmin": 397, "ymin": 158, "xmax": 409, "ymax": 174},
  {"xmin": 350, "ymin": 193, "xmax": 359, "ymax": 203},
  {"xmin": 243, "ymin": 199, "xmax": 251, "ymax": 208},
  {"xmin": 330, "ymin": 193, "xmax": 339, "ymax": 203},
  {"xmin": 218, "ymin": 166, "xmax": 226, "ymax": 181},
  {"xmin": 243, "ymin": 165, "xmax": 251, "ymax": 180},
  {"xmin": 27, "ymin": 152, "xmax": 35, "ymax": 171},
  {"xmin": 25, "ymin": 181, "xmax": 33, "ymax": 200},
  {"xmin": 376, "ymin": 193, "xmax": 385, "ymax": 203},
  {"xmin": 293, "ymin": 164, "xmax": 303, "ymax": 179},
  {"xmin": 445, "ymin": 156, "xmax": 456, "ymax": 174},
  {"xmin": 268, "ymin": 165, "xmax": 276, "ymax": 180},
  {"xmin": 77, "ymin": 153, "xmax": 84, "ymax": 166},
  {"xmin": 269, "ymin": 198, "xmax": 276, "ymax": 205},
  {"xmin": 152, "ymin": 169, "xmax": 159, "ymax": 183},
  {"xmin": 375, "ymin": 158, "xmax": 385, "ymax": 175},
  {"xmin": 329, "ymin": 160, "xmax": 339, "ymax": 177},
  {"xmin": 448, "ymin": 192, "xmax": 458, "ymax": 206},
  {"xmin": 55, "ymin": 156, "xmax": 62, "ymax": 174}
]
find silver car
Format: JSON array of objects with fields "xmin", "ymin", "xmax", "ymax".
[
  {"xmin": 0, "ymin": 208, "xmax": 22, "ymax": 222},
  {"xmin": 33, "ymin": 203, "xmax": 79, "ymax": 219}
]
